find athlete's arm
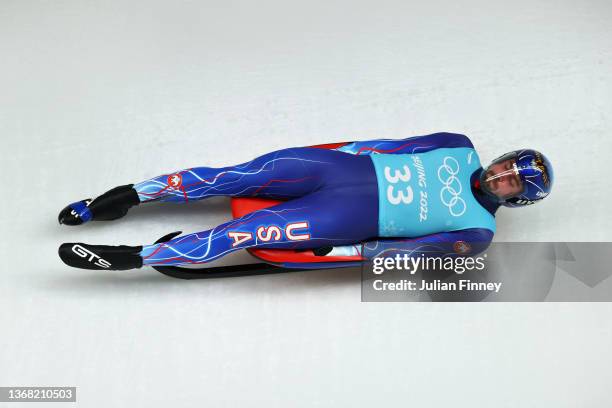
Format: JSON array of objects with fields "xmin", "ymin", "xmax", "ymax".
[
  {"xmin": 312, "ymin": 132, "xmax": 473, "ymax": 156},
  {"xmin": 318, "ymin": 228, "xmax": 493, "ymax": 260},
  {"xmin": 360, "ymin": 228, "xmax": 493, "ymax": 260}
]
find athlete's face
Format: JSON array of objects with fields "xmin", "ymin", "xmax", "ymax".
[{"xmin": 483, "ymin": 158, "xmax": 523, "ymax": 200}]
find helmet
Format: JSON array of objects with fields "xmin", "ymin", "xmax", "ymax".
[{"xmin": 480, "ymin": 149, "xmax": 554, "ymax": 207}]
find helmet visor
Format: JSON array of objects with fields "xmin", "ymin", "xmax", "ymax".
[{"xmin": 481, "ymin": 152, "xmax": 525, "ymax": 200}]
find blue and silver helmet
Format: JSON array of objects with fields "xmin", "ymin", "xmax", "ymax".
[{"xmin": 480, "ymin": 149, "xmax": 554, "ymax": 207}]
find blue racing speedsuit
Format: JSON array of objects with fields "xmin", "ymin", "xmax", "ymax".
[{"xmin": 133, "ymin": 133, "xmax": 498, "ymax": 267}]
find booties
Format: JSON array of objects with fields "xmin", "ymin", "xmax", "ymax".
[
  {"xmin": 58, "ymin": 184, "xmax": 140, "ymax": 225},
  {"xmin": 58, "ymin": 243, "xmax": 143, "ymax": 270}
]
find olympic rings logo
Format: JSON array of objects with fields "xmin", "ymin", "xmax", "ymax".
[{"xmin": 437, "ymin": 157, "xmax": 466, "ymax": 217}]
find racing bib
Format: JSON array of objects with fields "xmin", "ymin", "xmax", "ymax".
[{"xmin": 370, "ymin": 147, "xmax": 496, "ymax": 237}]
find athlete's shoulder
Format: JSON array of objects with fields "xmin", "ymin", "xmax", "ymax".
[
  {"xmin": 425, "ymin": 132, "xmax": 474, "ymax": 148},
  {"xmin": 317, "ymin": 133, "xmax": 474, "ymax": 156}
]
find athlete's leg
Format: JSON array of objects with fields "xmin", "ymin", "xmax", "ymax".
[
  {"xmin": 58, "ymin": 147, "xmax": 362, "ymax": 225},
  {"xmin": 139, "ymin": 189, "xmax": 378, "ymax": 267},
  {"xmin": 58, "ymin": 188, "xmax": 378, "ymax": 270},
  {"xmin": 133, "ymin": 147, "xmax": 334, "ymax": 204}
]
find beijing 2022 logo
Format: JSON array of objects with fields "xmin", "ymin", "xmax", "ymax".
[{"xmin": 437, "ymin": 156, "xmax": 466, "ymax": 217}]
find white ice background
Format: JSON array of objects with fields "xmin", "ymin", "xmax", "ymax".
[{"xmin": 1, "ymin": 1, "xmax": 611, "ymax": 406}]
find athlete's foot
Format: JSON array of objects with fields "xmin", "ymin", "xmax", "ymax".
[
  {"xmin": 58, "ymin": 184, "xmax": 140, "ymax": 225},
  {"xmin": 58, "ymin": 243, "xmax": 143, "ymax": 270}
]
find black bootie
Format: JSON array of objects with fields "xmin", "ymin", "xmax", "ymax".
[{"xmin": 58, "ymin": 184, "xmax": 140, "ymax": 225}]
